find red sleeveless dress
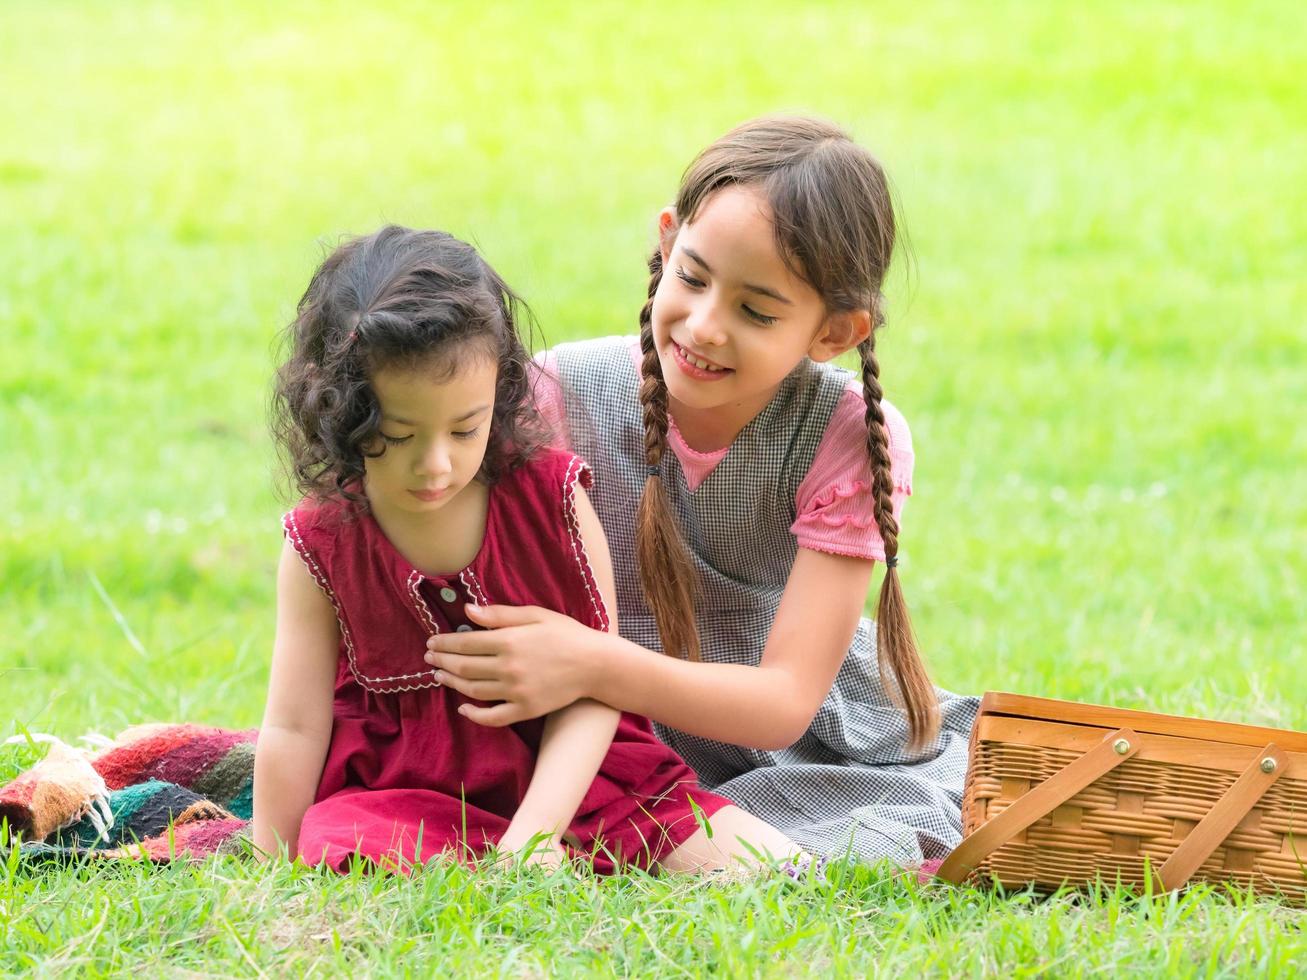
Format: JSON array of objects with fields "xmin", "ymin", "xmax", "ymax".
[{"xmin": 282, "ymin": 448, "xmax": 730, "ymax": 873}]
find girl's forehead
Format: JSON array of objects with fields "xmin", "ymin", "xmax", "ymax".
[
  {"xmin": 680, "ymin": 186, "xmax": 810, "ymax": 296},
  {"xmin": 372, "ymin": 356, "xmax": 497, "ymax": 415},
  {"xmin": 683, "ymin": 187, "xmax": 773, "ymax": 251}
]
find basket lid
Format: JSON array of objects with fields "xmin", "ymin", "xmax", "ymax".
[{"xmin": 979, "ymin": 691, "xmax": 1307, "ymax": 753}]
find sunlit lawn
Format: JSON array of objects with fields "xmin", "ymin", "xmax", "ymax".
[{"xmin": 2, "ymin": 0, "xmax": 1304, "ymax": 973}]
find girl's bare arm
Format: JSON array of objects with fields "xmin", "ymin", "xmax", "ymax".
[
  {"xmin": 499, "ymin": 698, "xmax": 620, "ymax": 857},
  {"xmin": 429, "ymin": 546, "xmax": 874, "ymax": 750},
  {"xmin": 591, "ymin": 546, "xmax": 873, "ymax": 747},
  {"xmin": 252, "ymin": 539, "xmax": 339, "ymax": 859}
]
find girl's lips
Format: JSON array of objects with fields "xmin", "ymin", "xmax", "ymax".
[
  {"xmin": 410, "ymin": 488, "xmax": 448, "ymax": 502},
  {"xmin": 671, "ymin": 342, "xmax": 732, "ymax": 381}
]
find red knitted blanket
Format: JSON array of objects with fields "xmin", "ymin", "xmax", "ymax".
[{"xmin": 1, "ymin": 725, "xmax": 254, "ymax": 861}]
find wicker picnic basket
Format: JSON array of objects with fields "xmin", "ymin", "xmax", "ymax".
[{"xmin": 936, "ymin": 693, "xmax": 1307, "ymax": 901}]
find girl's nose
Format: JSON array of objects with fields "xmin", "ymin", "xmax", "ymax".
[
  {"xmin": 686, "ymin": 305, "xmax": 726, "ymax": 348},
  {"xmin": 416, "ymin": 441, "xmax": 452, "ymax": 478}
]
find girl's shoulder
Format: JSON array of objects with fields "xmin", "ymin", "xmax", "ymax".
[
  {"xmin": 281, "ymin": 492, "xmax": 367, "ymax": 562},
  {"xmin": 284, "ymin": 492, "xmax": 356, "ymax": 532},
  {"xmin": 529, "ymin": 338, "xmax": 642, "ymax": 451},
  {"xmin": 810, "ymin": 379, "xmax": 913, "ymax": 494},
  {"xmin": 500, "ymin": 446, "xmax": 595, "ymax": 509},
  {"xmin": 280, "ymin": 495, "xmax": 368, "ymax": 603},
  {"xmin": 542, "ymin": 334, "xmax": 636, "ymax": 357},
  {"xmin": 829, "ymin": 378, "xmax": 913, "ymax": 462},
  {"xmin": 789, "ymin": 382, "xmax": 914, "ymax": 562},
  {"xmin": 538, "ymin": 335, "xmax": 640, "ymax": 381}
]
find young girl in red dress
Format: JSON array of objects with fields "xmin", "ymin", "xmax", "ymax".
[{"xmin": 252, "ymin": 225, "xmax": 799, "ymax": 873}]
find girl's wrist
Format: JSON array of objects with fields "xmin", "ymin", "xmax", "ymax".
[
  {"xmin": 580, "ymin": 626, "xmax": 618, "ymax": 703},
  {"xmin": 502, "ymin": 815, "xmax": 563, "ymax": 844},
  {"xmin": 585, "ymin": 628, "xmax": 640, "ymax": 707}
]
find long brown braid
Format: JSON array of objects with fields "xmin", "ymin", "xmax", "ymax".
[
  {"xmin": 858, "ymin": 327, "xmax": 939, "ymax": 747},
  {"xmin": 635, "ymin": 115, "xmax": 939, "ymax": 748},
  {"xmin": 635, "ymin": 248, "xmax": 702, "ymax": 660}
]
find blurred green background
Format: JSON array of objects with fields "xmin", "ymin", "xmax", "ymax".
[{"xmin": 2, "ymin": 0, "xmax": 1304, "ymax": 738}]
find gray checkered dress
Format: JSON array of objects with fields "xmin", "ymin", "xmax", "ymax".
[{"xmin": 552, "ymin": 337, "xmax": 978, "ymax": 863}]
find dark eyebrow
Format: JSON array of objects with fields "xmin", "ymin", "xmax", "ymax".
[
  {"xmin": 681, "ymin": 247, "xmax": 793, "ymax": 306},
  {"xmin": 382, "ymin": 404, "xmax": 490, "ymax": 426}
]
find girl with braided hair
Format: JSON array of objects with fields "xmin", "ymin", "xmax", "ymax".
[{"xmin": 425, "ymin": 117, "xmax": 980, "ymax": 866}]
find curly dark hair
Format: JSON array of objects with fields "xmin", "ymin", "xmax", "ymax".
[{"xmin": 271, "ymin": 225, "xmax": 547, "ymax": 503}]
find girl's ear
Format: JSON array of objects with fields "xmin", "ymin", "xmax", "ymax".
[
  {"xmin": 657, "ymin": 207, "xmax": 679, "ymax": 265},
  {"xmin": 808, "ymin": 310, "xmax": 872, "ymax": 363}
]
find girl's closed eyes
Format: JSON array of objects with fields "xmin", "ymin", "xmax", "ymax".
[
  {"xmin": 672, "ymin": 266, "xmax": 781, "ymax": 326},
  {"xmin": 379, "ymin": 428, "xmax": 479, "ymax": 446}
]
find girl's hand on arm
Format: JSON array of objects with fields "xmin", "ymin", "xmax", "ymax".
[
  {"xmin": 425, "ymin": 481, "xmax": 617, "ymax": 724},
  {"xmin": 426, "ymin": 472, "xmax": 874, "ymax": 749},
  {"xmin": 251, "ymin": 539, "xmax": 339, "ymax": 860},
  {"xmin": 429, "ymin": 603, "xmax": 600, "ymax": 723},
  {"xmin": 598, "ymin": 546, "xmax": 873, "ymax": 748},
  {"xmin": 434, "ymin": 546, "xmax": 873, "ymax": 749}
]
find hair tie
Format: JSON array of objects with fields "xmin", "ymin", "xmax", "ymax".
[
  {"xmin": 647, "ymin": 465, "xmax": 660, "ymax": 479},
  {"xmin": 344, "ymin": 311, "xmax": 363, "ymax": 347},
  {"xmin": 885, "ymin": 555, "xmax": 899, "ymax": 569}
]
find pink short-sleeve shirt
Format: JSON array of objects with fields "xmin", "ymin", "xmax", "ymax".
[{"xmin": 530, "ymin": 339, "xmax": 913, "ymax": 563}]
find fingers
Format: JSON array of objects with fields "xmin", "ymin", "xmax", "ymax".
[
  {"xmin": 457, "ymin": 701, "xmax": 529, "ymax": 728},
  {"xmin": 426, "ymin": 631, "xmax": 499, "ymax": 655},
  {"xmin": 426, "ymin": 652, "xmax": 502, "ymax": 681},
  {"xmin": 523, "ymin": 849, "xmax": 565, "ymax": 870},
  {"xmin": 424, "ymin": 605, "xmax": 552, "ymax": 654},
  {"xmin": 464, "ymin": 603, "xmax": 550, "ymax": 628},
  {"xmin": 435, "ymin": 670, "xmax": 506, "ymax": 702}
]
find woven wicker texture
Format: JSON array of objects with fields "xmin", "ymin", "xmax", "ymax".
[{"xmin": 957, "ymin": 696, "xmax": 1307, "ymax": 902}]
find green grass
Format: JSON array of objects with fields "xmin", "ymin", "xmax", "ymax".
[
  {"xmin": 2, "ymin": 0, "xmax": 1305, "ymax": 974},
  {"xmin": 7, "ymin": 852, "xmax": 1307, "ymax": 976}
]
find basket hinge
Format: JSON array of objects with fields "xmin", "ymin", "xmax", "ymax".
[
  {"xmin": 936, "ymin": 727, "xmax": 1140, "ymax": 884},
  {"xmin": 1153, "ymin": 742, "xmax": 1287, "ymax": 892}
]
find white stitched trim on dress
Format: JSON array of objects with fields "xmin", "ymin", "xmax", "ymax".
[
  {"xmin": 282, "ymin": 511, "xmax": 440, "ymax": 693},
  {"xmin": 562, "ymin": 456, "xmax": 610, "ymax": 631},
  {"xmin": 408, "ymin": 570, "xmax": 441, "ymax": 635},
  {"xmin": 460, "ymin": 569, "xmax": 492, "ymax": 607}
]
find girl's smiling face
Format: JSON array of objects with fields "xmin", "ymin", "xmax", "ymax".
[
  {"xmin": 362, "ymin": 353, "xmax": 498, "ymax": 517},
  {"xmin": 651, "ymin": 185, "xmax": 859, "ymax": 428}
]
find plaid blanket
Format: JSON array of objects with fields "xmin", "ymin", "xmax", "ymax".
[{"xmin": 1, "ymin": 725, "xmax": 254, "ymax": 861}]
